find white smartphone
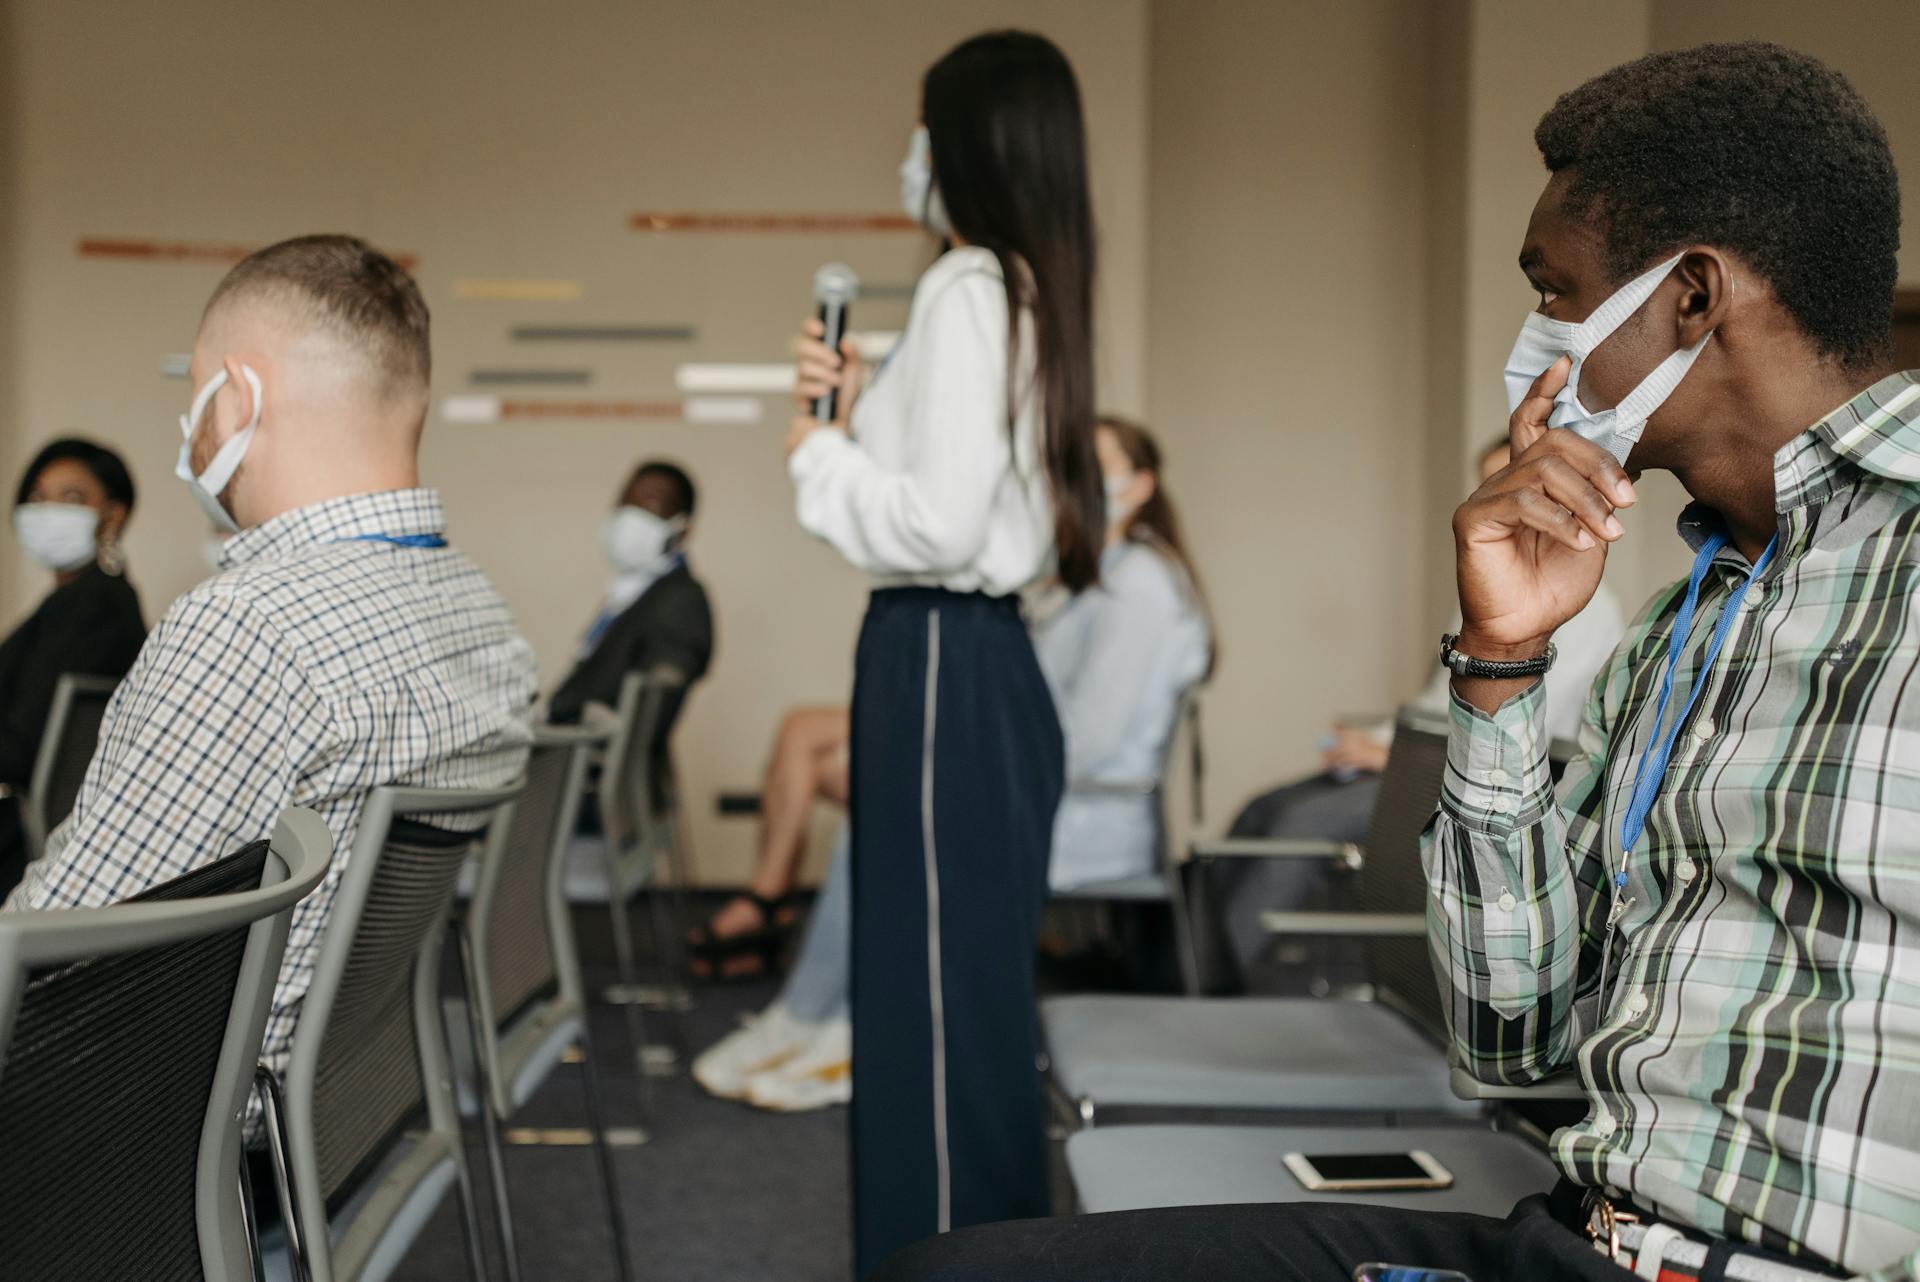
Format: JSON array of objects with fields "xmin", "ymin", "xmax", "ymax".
[{"xmin": 1282, "ymin": 1150, "xmax": 1455, "ymax": 1193}]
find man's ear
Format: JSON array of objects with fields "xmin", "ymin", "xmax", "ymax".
[
  {"xmin": 219, "ymin": 353, "xmax": 258, "ymax": 436},
  {"xmin": 1674, "ymin": 247, "xmax": 1736, "ymax": 349}
]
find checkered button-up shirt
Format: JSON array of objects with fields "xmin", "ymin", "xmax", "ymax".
[
  {"xmin": 1424, "ymin": 373, "xmax": 1920, "ymax": 1281},
  {"xmin": 7, "ymin": 487, "xmax": 538, "ymax": 1076}
]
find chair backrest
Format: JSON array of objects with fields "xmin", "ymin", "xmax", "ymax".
[
  {"xmin": 0, "ymin": 809, "xmax": 331, "ymax": 1282},
  {"xmin": 21, "ymin": 674, "xmax": 119, "ymax": 858},
  {"xmin": 1344, "ymin": 707, "xmax": 1452, "ymax": 1039},
  {"xmin": 598, "ymin": 664, "xmax": 688, "ymax": 865},
  {"xmin": 466, "ymin": 714, "xmax": 610, "ymax": 1115},
  {"xmin": 281, "ymin": 783, "xmax": 517, "ymax": 1280}
]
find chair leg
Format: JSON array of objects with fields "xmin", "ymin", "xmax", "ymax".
[
  {"xmin": 575, "ymin": 1025, "xmax": 636, "ymax": 1282},
  {"xmin": 448, "ymin": 1122, "xmax": 494, "ymax": 1282},
  {"xmin": 254, "ymin": 1065, "xmax": 313, "ymax": 1282},
  {"xmin": 454, "ymin": 924, "xmax": 523, "ymax": 1282},
  {"xmin": 643, "ymin": 878, "xmax": 692, "ymax": 1066},
  {"xmin": 238, "ymin": 1151, "xmax": 267, "ymax": 1282},
  {"xmin": 606, "ymin": 874, "xmax": 668, "ymax": 1100}
]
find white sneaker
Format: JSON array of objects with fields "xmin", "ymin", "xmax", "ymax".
[
  {"xmin": 744, "ymin": 1016, "xmax": 851, "ymax": 1112},
  {"xmin": 691, "ymin": 1004, "xmax": 817, "ymax": 1100}
]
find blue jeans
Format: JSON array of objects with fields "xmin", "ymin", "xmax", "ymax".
[{"xmin": 779, "ymin": 821, "xmax": 851, "ymax": 1023}]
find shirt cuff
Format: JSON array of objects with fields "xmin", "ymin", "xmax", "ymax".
[
  {"xmin": 787, "ymin": 425, "xmax": 850, "ymax": 484},
  {"xmin": 1443, "ymin": 679, "xmax": 1552, "ymax": 834}
]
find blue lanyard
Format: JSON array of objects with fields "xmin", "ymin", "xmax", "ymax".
[
  {"xmin": 1614, "ymin": 529, "xmax": 1777, "ymax": 884},
  {"xmin": 347, "ymin": 532, "xmax": 448, "ymax": 549}
]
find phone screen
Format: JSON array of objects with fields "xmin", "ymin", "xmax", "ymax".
[{"xmin": 1303, "ymin": 1153, "xmax": 1432, "ymax": 1182}]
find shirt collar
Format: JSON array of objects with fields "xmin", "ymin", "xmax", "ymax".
[
  {"xmin": 1672, "ymin": 371, "xmax": 1920, "ymax": 558},
  {"xmin": 1774, "ymin": 371, "xmax": 1920, "ymax": 514},
  {"xmin": 222, "ymin": 488, "xmax": 445, "ymax": 568}
]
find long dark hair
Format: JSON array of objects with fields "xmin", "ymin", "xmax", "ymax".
[
  {"xmin": 1101, "ymin": 415, "xmax": 1217, "ymax": 674},
  {"xmin": 923, "ymin": 31, "xmax": 1102, "ymax": 591}
]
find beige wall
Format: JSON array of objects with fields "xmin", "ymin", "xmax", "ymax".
[
  {"xmin": 0, "ymin": 0, "xmax": 1149, "ymax": 885},
  {"xmin": 1146, "ymin": 0, "xmax": 1438, "ymax": 821}
]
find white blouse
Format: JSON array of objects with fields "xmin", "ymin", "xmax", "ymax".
[{"xmin": 789, "ymin": 246, "xmax": 1053, "ymax": 597}]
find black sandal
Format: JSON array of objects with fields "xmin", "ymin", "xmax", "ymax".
[{"xmin": 687, "ymin": 892, "xmax": 790, "ymax": 971}]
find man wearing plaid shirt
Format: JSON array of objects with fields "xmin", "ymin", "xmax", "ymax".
[
  {"xmin": 885, "ymin": 42, "xmax": 1918, "ymax": 1282},
  {"xmin": 6, "ymin": 235, "xmax": 539, "ymax": 1083}
]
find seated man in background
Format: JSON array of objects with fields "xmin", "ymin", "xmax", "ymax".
[
  {"xmin": 548, "ymin": 458, "xmax": 713, "ymax": 841},
  {"xmin": 890, "ymin": 42, "xmax": 1920, "ymax": 1281},
  {"xmin": 548, "ymin": 457, "xmax": 713, "ymax": 725},
  {"xmin": 1207, "ymin": 436, "xmax": 1624, "ymax": 985},
  {"xmin": 7, "ymin": 235, "xmax": 539, "ymax": 1088}
]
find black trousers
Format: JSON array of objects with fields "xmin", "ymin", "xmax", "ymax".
[
  {"xmin": 850, "ymin": 589, "xmax": 1065, "ymax": 1279},
  {"xmin": 875, "ymin": 1183, "xmax": 1645, "ymax": 1282}
]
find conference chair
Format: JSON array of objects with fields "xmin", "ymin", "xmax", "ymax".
[
  {"xmin": 1041, "ymin": 707, "xmax": 1471, "ymax": 1127},
  {"xmin": 566, "ymin": 665, "xmax": 696, "ymax": 1071},
  {"xmin": 18, "ymin": 672, "xmax": 117, "ymax": 859},
  {"xmin": 446, "ymin": 714, "xmax": 633, "ymax": 1282},
  {"xmin": 261, "ymin": 784, "xmax": 519, "ymax": 1282},
  {"xmin": 1050, "ymin": 687, "xmax": 1206, "ymax": 995},
  {"xmin": 0, "ymin": 808, "xmax": 330, "ymax": 1281}
]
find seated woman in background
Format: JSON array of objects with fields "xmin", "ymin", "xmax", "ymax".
[
  {"xmin": 0, "ymin": 439, "xmax": 147, "ymax": 894},
  {"xmin": 693, "ymin": 415, "xmax": 1213, "ymax": 1109}
]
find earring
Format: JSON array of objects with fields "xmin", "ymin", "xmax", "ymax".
[{"xmin": 97, "ymin": 537, "xmax": 125, "ymax": 577}]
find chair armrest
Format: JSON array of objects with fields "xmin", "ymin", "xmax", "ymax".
[
  {"xmin": 1191, "ymin": 837, "xmax": 1362, "ymax": 872},
  {"xmin": 1258, "ymin": 909, "xmax": 1426, "ymax": 938},
  {"xmin": 1448, "ymin": 1062, "xmax": 1588, "ymax": 1102}
]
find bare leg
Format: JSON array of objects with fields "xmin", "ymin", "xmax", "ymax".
[{"xmin": 697, "ymin": 708, "xmax": 850, "ymax": 956}]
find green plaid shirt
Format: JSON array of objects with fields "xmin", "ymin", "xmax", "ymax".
[{"xmin": 1424, "ymin": 372, "xmax": 1920, "ymax": 1280}]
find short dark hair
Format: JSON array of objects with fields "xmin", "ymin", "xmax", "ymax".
[
  {"xmin": 630, "ymin": 460, "xmax": 696, "ymax": 518},
  {"xmin": 205, "ymin": 234, "xmax": 431, "ymax": 398},
  {"xmin": 1536, "ymin": 41, "xmax": 1899, "ymax": 373},
  {"xmin": 16, "ymin": 437, "xmax": 136, "ymax": 512}
]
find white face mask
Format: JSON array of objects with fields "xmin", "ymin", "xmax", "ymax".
[
  {"xmin": 1502, "ymin": 253, "xmax": 1716, "ymax": 465},
  {"xmin": 1104, "ymin": 474, "xmax": 1142, "ymax": 527},
  {"xmin": 176, "ymin": 364, "xmax": 263, "ymax": 534},
  {"xmin": 601, "ymin": 505, "xmax": 684, "ymax": 574},
  {"xmin": 14, "ymin": 502, "xmax": 99, "ymax": 571},
  {"xmin": 899, "ymin": 126, "xmax": 953, "ymax": 239}
]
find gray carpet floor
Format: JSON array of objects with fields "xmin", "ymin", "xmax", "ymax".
[{"xmin": 391, "ymin": 967, "xmax": 854, "ymax": 1282}]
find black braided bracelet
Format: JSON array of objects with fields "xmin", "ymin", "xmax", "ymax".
[{"xmin": 1439, "ymin": 633, "xmax": 1557, "ymax": 679}]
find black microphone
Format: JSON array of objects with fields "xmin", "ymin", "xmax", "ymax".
[{"xmin": 812, "ymin": 263, "xmax": 860, "ymax": 423}]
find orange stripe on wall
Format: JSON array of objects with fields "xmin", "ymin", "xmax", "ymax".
[
  {"xmin": 79, "ymin": 237, "xmax": 420, "ymax": 272},
  {"xmin": 628, "ymin": 211, "xmax": 919, "ymax": 234}
]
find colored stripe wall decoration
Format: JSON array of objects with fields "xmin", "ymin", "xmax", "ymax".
[{"xmin": 628, "ymin": 211, "xmax": 919, "ymax": 234}]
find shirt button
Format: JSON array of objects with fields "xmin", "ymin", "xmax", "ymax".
[
  {"xmin": 1677, "ymin": 857, "xmax": 1698, "ymax": 882},
  {"xmin": 1626, "ymin": 991, "xmax": 1649, "ymax": 1017},
  {"xmin": 1487, "ymin": 768, "xmax": 1509, "ymax": 787},
  {"xmin": 1744, "ymin": 585, "xmax": 1765, "ymax": 608},
  {"xmin": 1497, "ymin": 891, "xmax": 1517, "ymax": 912},
  {"xmin": 1692, "ymin": 719, "xmax": 1715, "ymax": 743},
  {"xmin": 1594, "ymin": 1108, "xmax": 1617, "ymax": 1139},
  {"xmin": 1489, "ymin": 796, "xmax": 1512, "ymax": 815}
]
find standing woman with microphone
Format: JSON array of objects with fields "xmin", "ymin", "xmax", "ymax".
[{"xmin": 785, "ymin": 30, "xmax": 1101, "ymax": 1276}]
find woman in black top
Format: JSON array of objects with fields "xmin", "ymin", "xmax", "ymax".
[{"xmin": 0, "ymin": 439, "xmax": 147, "ymax": 894}]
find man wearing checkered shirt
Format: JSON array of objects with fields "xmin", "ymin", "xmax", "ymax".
[
  {"xmin": 885, "ymin": 42, "xmax": 1919, "ymax": 1282},
  {"xmin": 5, "ymin": 235, "xmax": 539, "ymax": 1083}
]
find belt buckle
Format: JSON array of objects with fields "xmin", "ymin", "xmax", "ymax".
[{"xmin": 1582, "ymin": 1189, "xmax": 1640, "ymax": 1265}]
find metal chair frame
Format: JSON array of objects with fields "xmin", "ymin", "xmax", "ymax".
[
  {"xmin": 592, "ymin": 665, "xmax": 696, "ymax": 1071},
  {"xmin": 1051, "ymin": 687, "xmax": 1208, "ymax": 994},
  {"xmin": 453, "ymin": 713, "xmax": 633, "ymax": 1282},
  {"xmin": 0, "ymin": 808, "xmax": 331, "ymax": 1281},
  {"xmin": 19, "ymin": 672, "xmax": 119, "ymax": 859},
  {"xmin": 266, "ymin": 784, "xmax": 519, "ymax": 1282}
]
